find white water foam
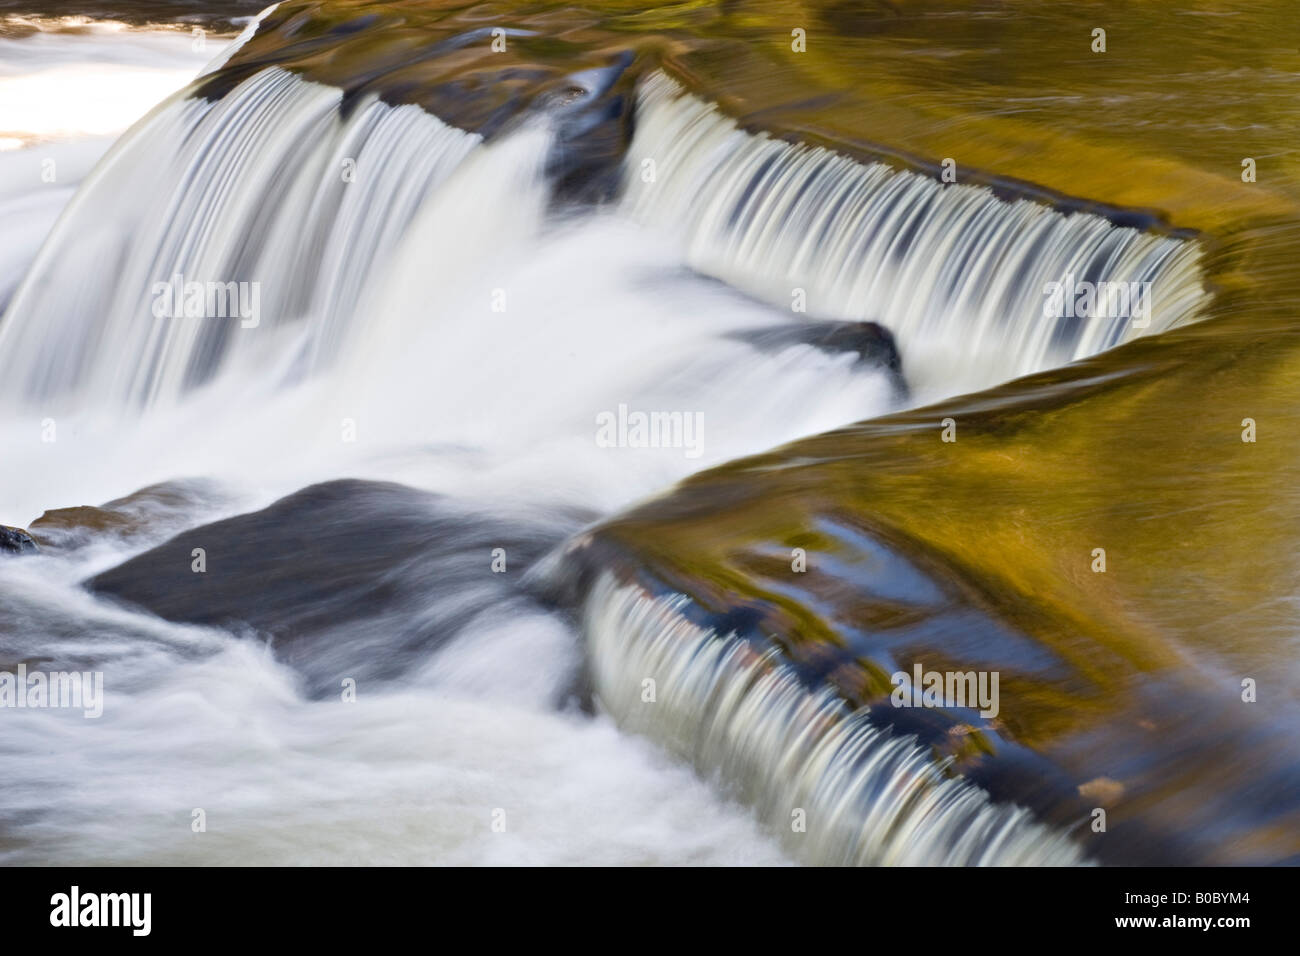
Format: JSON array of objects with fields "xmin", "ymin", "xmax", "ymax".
[{"xmin": 0, "ymin": 544, "xmax": 788, "ymax": 866}]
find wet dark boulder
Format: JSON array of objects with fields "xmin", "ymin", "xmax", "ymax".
[
  {"xmin": 86, "ymin": 479, "xmax": 586, "ymax": 697},
  {"xmin": 726, "ymin": 320, "xmax": 909, "ymax": 398},
  {"xmin": 0, "ymin": 525, "xmax": 38, "ymax": 555}
]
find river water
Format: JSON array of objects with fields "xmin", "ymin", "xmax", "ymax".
[{"xmin": 0, "ymin": 2, "xmax": 1295, "ymax": 866}]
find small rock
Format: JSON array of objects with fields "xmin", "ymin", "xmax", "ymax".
[
  {"xmin": 1078, "ymin": 776, "xmax": 1125, "ymax": 806},
  {"xmin": 0, "ymin": 525, "xmax": 38, "ymax": 555},
  {"xmin": 726, "ymin": 319, "xmax": 909, "ymax": 399},
  {"xmin": 27, "ymin": 479, "xmax": 224, "ymax": 551}
]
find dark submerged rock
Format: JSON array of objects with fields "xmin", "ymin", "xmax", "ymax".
[{"xmin": 86, "ymin": 479, "xmax": 587, "ymax": 699}]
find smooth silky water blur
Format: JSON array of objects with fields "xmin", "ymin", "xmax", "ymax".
[{"xmin": 2, "ymin": 1, "xmax": 1293, "ymax": 865}]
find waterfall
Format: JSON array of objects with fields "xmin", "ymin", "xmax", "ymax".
[
  {"xmin": 0, "ymin": 28, "xmax": 1227, "ymax": 866},
  {"xmin": 0, "ymin": 66, "xmax": 480, "ymax": 410},
  {"xmin": 0, "ymin": 65, "xmax": 1213, "ymax": 413},
  {"xmin": 623, "ymin": 74, "xmax": 1209, "ymax": 394},
  {"xmin": 583, "ymin": 573, "xmax": 1089, "ymax": 865}
]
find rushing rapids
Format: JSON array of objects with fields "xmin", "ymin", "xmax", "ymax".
[{"xmin": 0, "ymin": 0, "xmax": 1297, "ymax": 866}]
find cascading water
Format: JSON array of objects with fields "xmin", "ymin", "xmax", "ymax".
[
  {"xmin": 623, "ymin": 74, "xmax": 1209, "ymax": 397},
  {"xmin": 583, "ymin": 575, "xmax": 1087, "ymax": 865},
  {"xmin": 0, "ymin": 57, "xmax": 905, "ymax": 866},
  {"xmin": 0, "ymin": 5, "xmax": 1227, "ymax": 867},
  {"xmin": 0, "ymin": 18, "xmax": 220, "ymax": 311},
  {"xmin": 0, "ymin": 67, "xmax": 481, "ymax": 407}
]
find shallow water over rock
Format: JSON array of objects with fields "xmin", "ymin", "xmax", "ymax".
[{"xmin": 0, "ymin": 0, "xmax": 1296, "ymax": 866}]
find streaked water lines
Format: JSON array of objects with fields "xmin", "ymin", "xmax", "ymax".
[
  {"xmin": 623, "ymin": 74, "xmax": 1208, "ymax": 392},
  {"xmin": 0, "ymin": 67, "xmax": 480, "ymax": 409},
  {"xmin": 584, "ymin": 573, "xmax": 1089, "ymax": 865}
]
